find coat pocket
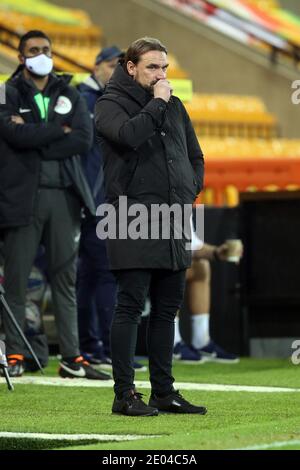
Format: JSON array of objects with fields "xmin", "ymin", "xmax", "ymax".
[{"xmin": 186, "ymin": 162, "xmax": 200, "ymax": 197}]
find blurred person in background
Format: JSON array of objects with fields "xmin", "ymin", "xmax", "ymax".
[
  {"xmin": 76, "ymin": 46, "xmax": 121, "ymax": 367},
  {"xmin": 174, "ymin": 228, "xmax": 242, "ymax": 363}
]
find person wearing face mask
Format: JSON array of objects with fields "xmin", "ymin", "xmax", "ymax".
[
  {"xmin": 95, "ymin": 37, "xmax": 206, "ymax": 416},
  {"xmin": 0, "ymin": 30, "xmax": 111, "ymax": 380}
]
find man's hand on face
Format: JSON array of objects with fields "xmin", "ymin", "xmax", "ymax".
[
  {"xmin": 153, "ymin": 79, "xmax": 172, "ymax": 103},
  {"xmin": 11, "ymin": 115, "xmax": 25, "ymax": 125}
]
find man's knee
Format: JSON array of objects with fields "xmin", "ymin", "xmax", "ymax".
[
  {"xmin": 150, "ymin": 303, "xmax": 180, "ymax": 323},
  {"xmin": 114, "ymin": 290, "xmax": 147, "ymax": 324}
]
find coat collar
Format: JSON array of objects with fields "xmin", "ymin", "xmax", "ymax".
[
  {"xmin": 104, "ymin": 63, "xmax": 152, "ymax": 107},
  {"xmin": 8, "ymin": 71, "xmax": 72, "ymax": 95}
]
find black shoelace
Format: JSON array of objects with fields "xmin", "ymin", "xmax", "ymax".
[{"xmin": 127, "ymin": 392, "xmax": 144, "ymax": 403}]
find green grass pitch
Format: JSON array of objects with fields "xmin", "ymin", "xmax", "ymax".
[{"xmin": 1, "ymin": 358, "xmax": 300, "ymax": 450}]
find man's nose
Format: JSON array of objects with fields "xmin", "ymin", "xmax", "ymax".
[{"xmin": 156, "ymin": 69, "xmax": 167, "ymax": 80}]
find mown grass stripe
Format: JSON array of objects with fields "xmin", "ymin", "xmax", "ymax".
[
  {"xmin": 1, "ymin": 376, "xmax": 299, "ymax": 393},
  {"xmin": 235, "ymin": 440, "xmax": 300, "ymax": 450},
  {"xmin": 0, "ymin": 432, "xmax": 160, "ymax": 442}
]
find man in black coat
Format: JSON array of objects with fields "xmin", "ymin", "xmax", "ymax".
[
  {"xmin": 95, "ymin": 37, "xmax": 207, "ymax": 415},
  {"xmin": 0, "ymin": 30, "xmax": 110, "ymax": 380}
]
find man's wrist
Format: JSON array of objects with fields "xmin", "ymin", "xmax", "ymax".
[{"xmin": 153, "ymin": 97, "xmax": 168, "ymax": 105}]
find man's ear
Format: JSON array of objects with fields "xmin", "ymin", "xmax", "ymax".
[
  {"xmin": 127, "ymin": 61, "xmax": 136, "ymax": 77},
  {"xmin": 18, "ymin": 53, "xmax": 25, "ymax": 65}
]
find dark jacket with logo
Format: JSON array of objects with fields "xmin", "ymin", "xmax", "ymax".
[
  {"xmin": 95, "ymin": 64, "xmax": 204, "ymax": 271},
  {"xmin": 0, "ymin": 71, "xmax": 94, "ymax": 229}
]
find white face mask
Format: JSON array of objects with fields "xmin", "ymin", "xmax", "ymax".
[{"xmin": 25, "ymin": 54, "xmax": 53, "ymax": 77}]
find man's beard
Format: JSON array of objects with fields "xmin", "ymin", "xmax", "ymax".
[{"xmin": 141, "ymin": 80, "xmax": 158, "ymax": 95}]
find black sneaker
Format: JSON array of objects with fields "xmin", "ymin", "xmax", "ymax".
[
  {"xmin": 5, "ymin": 354, "xmax": 25, "ymax": 377},
  {"xmin": 149, "ymin": 390, "xmax": 207, "ymax": 414},
  {"xmin": 112, "ymin": 390, "xmax": 159, "ymax": 417},
  {"xmin": 59, "ymin": 356, "xmax": 111, "ymax": 380}
]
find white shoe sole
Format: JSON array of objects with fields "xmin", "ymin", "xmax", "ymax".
[
  {"xmin": 200, "ymin": 355, "xmax": 240, "ymax": 364},
  {"xmin": 173, "ymin": 356, "xmax": 206, "ymax": 365}
]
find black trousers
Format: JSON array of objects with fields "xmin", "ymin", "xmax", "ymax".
[{"xmin": 111, "ymin": 268, "xmax": 186, "ymax": 398}]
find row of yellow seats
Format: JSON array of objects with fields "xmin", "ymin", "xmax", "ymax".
[
  {"xmin": 193, "ymin": 122, "xmax": 277, "ymax": 139},
  {"xmin": 53, "ymin": 56, "xmax": 88, "ymax": 73},
  {"xmin": 0, "ymin": 9, "xmax": 187, "ymax": 78},
  {"xmin": 167, "ymin": 54, "xmax": 188, "ymax": 78},
  {"xmin": 0, "ymin": 29, "xmax": 19, "ymax": 45},
  {"xmin": 54, "ymin": 46, "xmax": 188, "ymax": 78},
  {"xmin": 0, "ymin": 0, "xmax": 90, "ymax": 27},
  {"xmin": 189, "ymin": 110, "xmax": 277, "ymax": 124},
  {"xmin": 0, "ymin": 10, "xmax": 28, "ymax": 32},
  {"xmin": 19, "ymin": 19, "xmax": 102, "ymax": 38},
  {"xmin": 187, "ymin": 94, "xmax": 268, "ymax": 113},
  {"xmin": 198, "ymin": 137, "xmax": 300, "ymax": 159},
  {"xmin": 0, "ymin": 10, "xmax": 102, "ymax": 44},
  {"xmin": 0, "ymin": 30, "xmax": 101, "ymax": 52},
  {"xmin": 248, "ymin": 0, "xmax": 279, "ymax": 8},
  {"xmin": 0, "ymin": 43, "xmax": 19, "ymax": 61},
  {"xmin": 55, "ymin": 45, "xmax": 101, "ymax": 60}
]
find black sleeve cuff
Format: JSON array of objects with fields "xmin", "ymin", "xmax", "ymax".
[{"xmin": 142, "ymin": 98, "xmax": 168, "ymax": 127}]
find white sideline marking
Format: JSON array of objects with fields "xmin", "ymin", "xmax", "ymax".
[
  {"xmin": 1, "ymin": 376, "xmax": 299, "ymax": 393},
  {"xmin": 0, "ymin": 432, "xmax": 159, "ymax": 442},
  {"xmin": 236, "ymin": 440, "xmax": 300, "ymax": 450}
]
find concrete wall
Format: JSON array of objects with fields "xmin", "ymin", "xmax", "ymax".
[{"xmin": 53, "ymin": 0, "xmax": 300, "ymax": 137}]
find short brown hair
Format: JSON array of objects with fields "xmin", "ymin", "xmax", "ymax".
[
  {"xmin": 124, "ymin": 37, "xmax": 167, "ymax": 65},
  {"xmin": 18, "ymin": 30, "xmax": 51, "ymax": 55}
]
